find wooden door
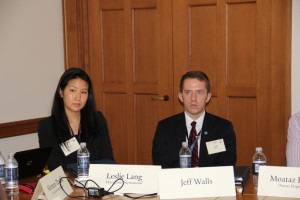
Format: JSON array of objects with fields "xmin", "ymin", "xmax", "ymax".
[
  {"xmin": 63, "ymin": 0, "xmax": 291, "ymax": 167},
  {"xmin": 173, "ymin": 0, "xmax": 291, "ymax": 166},
  {"xmin": 86, "ymin": 0, "xmax": 173, "ymax": 164}
]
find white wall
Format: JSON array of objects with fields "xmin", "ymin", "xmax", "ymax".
[
  {"xmin": 0, "ymin": 0, "xmax": 64, "ymax": 123},
  {"xmin": 0, "ymin": 0, "xmax": 64, "ymax": 156},
  {"xmin": 0, "ymin": 0, "xmax": 299, "ymax": 157}
]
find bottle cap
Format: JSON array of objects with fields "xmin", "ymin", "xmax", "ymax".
[
  {"xmin": 256, "ymin": 147, "xmax": 262, "ymax": 152},
  {"xmin": 182, "ymin": 142, "xmax": 188, "ymax": 147}
]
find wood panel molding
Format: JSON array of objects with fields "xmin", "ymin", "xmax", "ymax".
[
  {"xmin": 0, "ymin": 118, "xmax": 44, "ymax": 139},
  {"xmin": 62, "ymin": 0, "xmax": 90, "ymax": 69}
]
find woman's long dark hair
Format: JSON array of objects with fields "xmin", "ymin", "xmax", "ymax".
[{"xmin": 51, "ymin": 67, "xmax": 99, "ymax": 144}]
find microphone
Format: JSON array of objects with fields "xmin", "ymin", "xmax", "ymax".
[{"xmin": 204, "ymin": 131, "xmax": 208, "ymax": 135}]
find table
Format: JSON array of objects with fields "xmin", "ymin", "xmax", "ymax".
[{"xmin": 18, "ymin": 173, "xmax": 259, "ymax": 200}]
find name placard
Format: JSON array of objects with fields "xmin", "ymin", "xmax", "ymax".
[
  {"xmin": 88, "ymin": 164, "xmax": 161, "ymax": 194},
  {"xmin": 159, "ymin": 166, "xmax": 236, "ymax": 199},
  {"xmin": 31, "ymin": 166, "xmax": 73, "ymax": 200},
  {"xmin": 257, "ymin": 166, "xmax": 300, "ymax": 198}
]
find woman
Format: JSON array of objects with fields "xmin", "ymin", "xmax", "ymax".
[{"xmin": 38, "ymin": 67, "xmax": 114, "ymax": 170}]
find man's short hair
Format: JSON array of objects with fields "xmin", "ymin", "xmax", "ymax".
[{"xmin": 180, "ymin": 71, "xmax": 211, "ymax": 92}]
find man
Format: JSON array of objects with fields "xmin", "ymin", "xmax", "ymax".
[
  {"xmin": 152, "ymin": 71, "xmax": 237, "ymax": 168},
  {"xmin": 286, "ymin": 111, "xmax": 300, "ymax": 167}
]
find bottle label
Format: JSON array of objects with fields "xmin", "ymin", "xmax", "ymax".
[
  {"xmin": 0, "ymin": 164, "xmax": 4, "ymax": 177},
  {"xmin": 179, "ymin": 156, "xmax": 191, "ymax": 168},
  {"xmin": 78, "ymin": 156, "xmax": 90, "ymax": 169},
  {"xmin": 4, "ymin": 167, "xmax": 18, "ymax": 181},
  {"xmin": 252, "ymin": 161, "xmax": 266, "ymax": 175}
]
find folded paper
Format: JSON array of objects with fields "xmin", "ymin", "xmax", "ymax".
[
  {"xmin": 31, "ymin": 166, "xmax": 72, "ymax": 200},
  {"xmin": 258, "ymin": 166, "xmax": 300, "ymax": 199},
  {"xmin": 88, "ymin": 164, "xmax": 161, "ymax": 194},
  {"xmin": 159, "ymin": 166, "xmax": 236, "ymax": 199}
]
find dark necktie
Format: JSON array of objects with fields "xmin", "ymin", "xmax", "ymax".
[{"xmin": 188, "ymin": 121, "xmax": 199, "ymax": 167}]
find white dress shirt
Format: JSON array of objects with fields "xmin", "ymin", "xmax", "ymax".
[{"xmin": 286, "ymin": 111, "xmax": 300, "ymax": 167}]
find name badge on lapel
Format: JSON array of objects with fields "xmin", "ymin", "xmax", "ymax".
[
  {"xmin": 60, "ymin": 137, "xmax": 80, "ymax": 156},
  {"xmin": 206, "ymin": 139, "xmax": 226, "ymax": 155}
]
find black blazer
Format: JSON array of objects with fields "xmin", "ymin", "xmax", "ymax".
[
  {"xmin": 38, "ymin": 111, "xmax": 114, "ymax": 170},
  {"xmin": 152, "ymin": 112, "xmax": 237, "ymax": 168}
]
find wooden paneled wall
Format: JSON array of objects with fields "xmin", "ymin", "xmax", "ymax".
[{"xmin": 62, "ymin": 0, "xmax": 291, "ymax": 166}]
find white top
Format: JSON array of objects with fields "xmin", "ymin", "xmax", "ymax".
[{"xmin": 286, "ymin": 111, "xmax": 300, "ymax": 167}]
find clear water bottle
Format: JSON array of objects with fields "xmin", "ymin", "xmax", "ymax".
[
  {"xmin": 252, "ymin": 147, "xmax": 266, "ymax": 189},
  {"xmin": 0, "ymin": 151, "xmax": 5, "ymax": 186},
  {"xmin": 5, "ymin": 153, "xmax": 19, "ymax": 197},
  {"xmin": 77, "ymin": 142, "xmax": 90, "ymax": 181},
  {"xmin": 179, "ymin": 142, "xmax": 191, "ymax": 168}
]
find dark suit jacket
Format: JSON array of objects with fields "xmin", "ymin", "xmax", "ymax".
[
  {"xmin": 152, "ymin": 112, "xmax": 237, "ymax": 168},
  {"xmin": 38, "ymin": 111, "xmax": 114, "ymax": 170}
]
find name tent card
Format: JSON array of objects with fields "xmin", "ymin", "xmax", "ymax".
[
  {"xmin": 31, "ymin": 166, "xmax": 72, "ymax": 200},
  {"xmin": 88, "ymin": 164, "xmax": 161, "ymax": 194},
  {"xmin": 159, "ymin": 166, "xmax": 236, "ymax": 199},
  {"xmin": 257, "ymin": 166, "xmax": 300, "ymax": 199}
]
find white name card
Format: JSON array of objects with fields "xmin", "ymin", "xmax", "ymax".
[
  {"xmin": 31, "ymin": 166, "xmax": 73, "ymax": 200},
  {"xmin": 159, "ymin": 166, "xmax": 236, "ymax": 199},
  {"xmin": 88, "ymin": 164, "xmax": 161, "ymax": 194},
  {"xmin": 258, "ymin": 166, "xmax": 300, "ymax": 198}
]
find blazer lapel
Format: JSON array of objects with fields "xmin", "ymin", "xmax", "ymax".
[
  {"xmin": 201, "ymin": 112, "xmax": 213, "ymax": 143},
  {"xmin": 175, "ymin": 113, "xmax": 188, "ymax": 142}
]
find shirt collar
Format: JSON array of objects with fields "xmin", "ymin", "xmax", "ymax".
[{"xmin": 184, "ymin": 111, "xmax": 205, "ymax": 130}]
